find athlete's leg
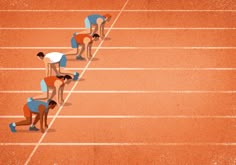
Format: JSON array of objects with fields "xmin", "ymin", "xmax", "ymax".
[
  {"xmin": 32, "ymin": 80, "xmax": 49, "ymax": 100},
  {"xmin": 84, "ymin": 17, "xmax": 93, "ymax": 34},
  {"xmin": 58, "ymin": 55, "xmax": 78, "ymax": 79},
  {"xmin": 9, "ymin": 105, "xmax": 32, "ymax": 132},
  {"xmin": 65, "ymin": 47, "xmax": 79, "ymax": 56},
  {"xmin": 49, "ymin": 88, "xmax": 56, "ymax": 101},
  {"xmin": 15, "ymin": 117, "xmax": 32, "ymax": 126},
  {"xmin": 32, "ymin": 114, "xmax": 40, "ymax": 125},
  {"xmin": 64, "ymin": 35, "xmax": 79, "ymax": 55},
  {"xmin": 75, "ymin": 45, "xmax": 86, "ymax": 61},
  {"xmin": 29, "ymin": 114, "xmax": 40, "ymax": 131},
  {"xmin": 51, "ymin": 64, "xmax": 60, "ymax": 76},
  {"xmin": 78, "ymin": 45, "xmax": 85, "ymax": 57},
  {"xmin": 16, "ymin": 105, "xmax": 32, "ymax": 126}
]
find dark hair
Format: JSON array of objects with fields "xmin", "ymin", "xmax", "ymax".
[
  {"xmin": 48, "ymin": 100, "xmax": 57, "ymax": 105},
  {"xmin": 92, "ymin": 33, "xmax": 100, "ymax": 38},
  {"xmin": 37, "ymin": 52, "xmax": 45, "ymax": 58},
  {"xmin": 56, "ymin": 75, "xmax": 72, "ymax": 80},
  {"xmin": 103, "ymin": 14, "xmax": 112, "ymax": 19}
]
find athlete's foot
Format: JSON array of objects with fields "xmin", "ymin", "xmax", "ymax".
[
  {"xmin": 73, "ymin": 72, "xmax": 79, "ymax": 81},
  {"xmin": 88, "ymin": 55, "xmax": 93, "ymax": 60},
  {"xmin": 47, "ymin": 99, "xmax": 52, "ymax": 103},
  {"xmin": 9, "ymin": 123, "xmax": 16, "ymax": 133},
  {"xmin": 76, "ymin": 55, "xmax": 86, "ymax": 61},
  {"xmin": 27, "ymin": 97, "xmax": 33, "ymax": 102},
  {"xmin": 29, "ymin": 125, "xmax": 39, "ymax": 131},
  {"xmin": 73, "ymin": 32, "xmax": 78, "ymax": 37},
  {"xmin": 61, "ymin": 100, "xmax": 65, "ymax": 104}
]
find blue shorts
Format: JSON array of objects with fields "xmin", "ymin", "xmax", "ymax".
[
  {"xmin": 71, "ymin": 36, "xmax": 78, "ymax": 48},
  {"xmin": 84, "ymin": 17, "xmax": 91, "ymax": 28},
  {"xmin": 59, "ymin": 55, "xmax": 67, "ymax": 67},
  {"xmin": 40, "ymin": 80, "xmax": 48, "ymax": 92}
]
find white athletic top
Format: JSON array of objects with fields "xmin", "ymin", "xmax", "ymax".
[{"xmin": 45, "ymin": 52, "xmax": 64, "ymax": 63}]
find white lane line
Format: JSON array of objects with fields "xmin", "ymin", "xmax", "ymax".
[
  {"xmin": 2, "ymin": 115, "xmax": 236, "ymax": 119},
  {"xmin": 1, "ymin": 142, "xmax": 236, "ymax": 146},
  {"xmin": 0, "ymin": 91, "xmax": 42, "ymax": 93},
  {"xmin": 0, "ymin": 9, "xmax": 236, "ymax": 12},
  {"xmin": 1, "ymin": 27, "xmax": 236, "ymax": 30},
  {"xmin": 0, "ymin": 10, "xmax": 120, "ymax": 12},
  {"xmin": 1, "ymin": 68, "xmax": 236, "ymax": 71},
  {"xmin": 125, "ymin": 10, "xmax": 236, "ymax": 12},
  {"xmin": 0, "ymin": 90, "xmax": 236, "ymax": 94},
  {"xmin": 1, "ymin": 47, "xmax": 236, "ymax": 50},
  {"xmin": 24, "ymin": 1, "xmax": 130, "ymax": 164},
  {"xmin": 68, "ymin": 91, "xmax": 236, "ymax": 94}
]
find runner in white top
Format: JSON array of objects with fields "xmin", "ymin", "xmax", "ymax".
[
  {"xmin": 37, "ymin": 52, "xmax": 79, "ymax": 81},
  {"xmin": 45, "ymin": 52, "xmax": 64, "ymax": 64}
]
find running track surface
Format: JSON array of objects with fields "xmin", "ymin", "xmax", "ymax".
[{"xmin": 0, "ymin": 0, "xmax": 236, "ymax": 164}]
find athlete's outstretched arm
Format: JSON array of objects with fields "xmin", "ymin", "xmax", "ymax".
[
  {"xmin": 44, "ymin": 111, "xmax": 48, "ymax": 128},
  {"xmin": 49, "ymin": 87, "xmax": 56, "ymax": 102},
  {"xmin": 38, "ymin": 105, "xmax": 46, "ymax": 133},
  {"xmin": 45, "ymin": 63, "xmax": 49, "ymax": 76},
  {"xmin": 32, "ymin": 114, "xmax": 40, "ymax": 126},
  {"xmin": 43, "ymin": 58, "xmax": 51, "ymax": 76},
  {"xmin": 83, "ymin": 37, "xmax": 91, "ymax": 60},
  {"xmin": 101, "ymin": 23, "xmax": 105, "ymax": 37},
  {"xmin": 54, "ymin": 80, "xmax": 63, "ymax": 104},
  {"xmin": 93, "ymin": 24, "xmax": 98, "ymax": 35},
  {"xmin": 96, "ymin": 18, "xmax": 103, "ymax": 36},
  {"xmin": 60, "ymin": 86, "xmax": 65, "ymax": 104},
  {"xmin": 85, "ymin": 43, "xmax": 90, "ymax": 60},
  {"xmin": 88, "ymin": 44, "xmax": 92, "ymax": 59}
]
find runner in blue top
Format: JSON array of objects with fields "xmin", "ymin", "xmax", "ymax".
[
  {"xmin": 84, "ymin": 14, "xmax": 111, "ymax": 39},
  {"xmin": 9, "ymin": 99, "xmax": 57, "ymax": 133}
]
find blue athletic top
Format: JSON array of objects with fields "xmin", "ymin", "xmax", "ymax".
[
  {"xmin": 27, "ymin": 100, "xmax": 49, "ymax": 113},
  {"xmin": 87, "ymin": 14, "xmax": 105, "ymax": 24}
]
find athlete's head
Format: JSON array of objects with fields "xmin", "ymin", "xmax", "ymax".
[
  {"xmin": 92, "ymin": 33, "xmax": 100, "ymax": 41},
  {"xmin": 37, "ymin": 52, "xmax": 45, "ymax": 60},
  {"xmin": 48, "ymin": 100, "xmax": 57, "ymax": 109},
  {"xmin": 103, "ymin": 14, "xmax": 112, "ymax": 22},
  {"xmin": 57, "ymin": 75, "xmax": 73, "ymax": 84}
]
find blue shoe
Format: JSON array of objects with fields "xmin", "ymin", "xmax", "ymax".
[
  {"xmin": 73, "ymin": 32, "xmax": 77, "ymax": 37},
  {"xmin": 47, "ymin": 99, "xmax": 52, "ymax": 103},
  {"xmin": 29, "ymin": 126, "xmax": 39, "ymax": 131},
  {"xmin": 76, "ymin": 55, "xmax": 85, "ymax": 61},
  {"xmin": 73, "ymin": 72, "xmax": 79, "ymax": 81},
  {"xmin": 9, "ymin": 123, "xmax": 16, "ymax": 133},
  {"xmin": 27, "ymin": 97, "xmax": 33, "ymax": 102}
]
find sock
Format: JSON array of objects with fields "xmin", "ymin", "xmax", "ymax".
[
  {"xmin": 31, "ymin": 124, "xmax": 34, "ymax": 127},
  {"xmin": 12, "ymin": 123, "xmax": 16, "ymax": 127}
]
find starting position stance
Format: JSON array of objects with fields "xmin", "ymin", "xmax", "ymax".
[
  {"xmin": 84, "ymin": 14, "xmax": 112, "ymax": 38},
  {"xmin": 68, "ymin": 33, "xmax": 100, "ymax": 60},
  {"xmin": 37, "ymin": 52, "xmax": 79, "ymax": 80},
  {"xmin": 9, "ymin": 100, "xmax": 57, "ymax": 133},
  {"xmin": 32, "ymin": 75, "xmax": 72, "ymax": 105}
]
